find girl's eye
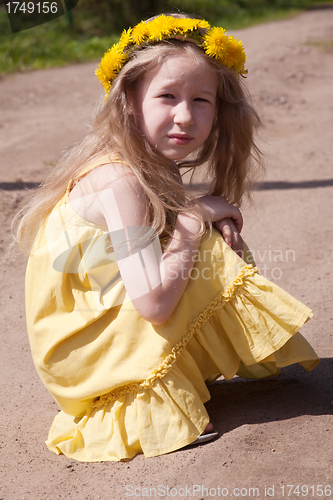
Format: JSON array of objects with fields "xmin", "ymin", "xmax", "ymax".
[
  {"xmin": 160, "ymin": 94, "xmax": 175, "ymax": 99},
  {"xmin": 194, "ymin": 97, "xmax": 209, "ymax": 103}
]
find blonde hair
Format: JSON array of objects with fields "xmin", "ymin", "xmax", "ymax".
[{"xmin": 13, "ymin": 38, "xmax": 262, "ymax": 253}]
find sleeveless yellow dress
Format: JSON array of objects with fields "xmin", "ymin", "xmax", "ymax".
[{"xmin": 25, "ymin": 156, "xmax": 319, "ymax": 462}]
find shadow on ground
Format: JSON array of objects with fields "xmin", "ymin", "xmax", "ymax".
[
  {"xmin": 203, "ymin": 358, "xmax": 332, "ymax": 435},
  {"xmin": 1, "ymin": 178, "xmax": 333, "ymax": 191}
]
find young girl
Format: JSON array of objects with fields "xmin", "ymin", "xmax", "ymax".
[{"xmin": 18, "ymin": 13, "xmax": 319, "ymax": 462}]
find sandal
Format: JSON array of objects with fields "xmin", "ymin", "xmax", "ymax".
[{"xmin": 192, "ymin": 431, "xmax": 218, "ymax": 445}]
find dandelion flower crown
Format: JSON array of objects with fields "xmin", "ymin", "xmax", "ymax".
[{"xmin": 96, "ymin": 14, "xmax": 248, "ymax": 97}]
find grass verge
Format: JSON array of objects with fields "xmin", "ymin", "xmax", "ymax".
[
  {"xmin": 0, "ymin": 2, "xmax": 332, "ymax": 75},
  {"xmin": 0, "ymin": 11, "xmax": 118, "ymax": 73}
]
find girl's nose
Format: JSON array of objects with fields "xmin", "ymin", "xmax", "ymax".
[{"xmin": 174, "ymin": 101, "xmax": 194, "ymax": 127}]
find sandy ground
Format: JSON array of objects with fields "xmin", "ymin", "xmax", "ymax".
[{"xmin": 0, "ymin": 8, "xmax": 333, "ymax": 500}]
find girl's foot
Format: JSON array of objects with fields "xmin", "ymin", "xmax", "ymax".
[{"xmin": 202, "ymin": 422, "xmax": 214, "ymax": 435}]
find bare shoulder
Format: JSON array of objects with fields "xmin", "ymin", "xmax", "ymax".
[
  {"xmin": 89, "ymin": 162, "xmax": 140, "ymax": 192},
  {"xmin": 91, "ymin": 162, "xmax": 149, "ymax": 227},
  {"xmin": 69, "ymin": 161, "xmax": 147, "ymax": 225}
]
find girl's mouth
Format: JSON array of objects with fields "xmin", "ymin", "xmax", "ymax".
[{"xmin": 168, "ymin": 134, "xmax": 193, "ymax": 145}]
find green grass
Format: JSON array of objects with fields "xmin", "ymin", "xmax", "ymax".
[
  {"xmin": 1, "ymin": 1, "xmax": 332, "ymax": 74},
  {"xmin": 214, "ymin": 7, "xmax": 302, "ymax": 29},
  {"xmin": 0, "ymin": 11, "xmax": 118, "ymax": 73}
]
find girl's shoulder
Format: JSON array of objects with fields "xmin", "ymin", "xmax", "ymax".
[
  {"xmin": 69, "ymin": 155, "xmax": 145, "ymax": 227},
  {"xmin": 88, "ymin": 160, "xmax": 136, "ymax": 190},
  {"xmin": 70, "ymin": 154, "xmax": 139, "ymax": 196},
  {"xmin": 73, "ymin": 154, "xmax": 132, "ymax": 184}
]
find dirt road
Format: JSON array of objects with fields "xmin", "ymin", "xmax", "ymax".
[{"xmin": 0, "ymin": 8, "xmax": 332, "ymax": 499}]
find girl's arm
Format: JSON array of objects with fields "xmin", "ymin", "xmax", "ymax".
[
  {"xmin": 84, "ymin": 164, "xmax": 242, "ymax": 324},
  {"xmin": 195, "ymin": 195, "xmax": 244, "ymax": 256}
]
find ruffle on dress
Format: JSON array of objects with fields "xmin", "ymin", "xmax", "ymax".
[{"xmin": 45, "ymin": 265, "xmax": 318, "ymax": 462}]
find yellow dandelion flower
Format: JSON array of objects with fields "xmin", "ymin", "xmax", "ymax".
[
  {"xmin": 102, "ymin": 45, "xmax": 126, "ymax": 76},
  {"xmin": 95, "ymin": 68, "xmax": 109, "ymax": 88},
  {"xmin": 162, "ymin": 15, "xmax": 179, "ymax": 35},
  {"xmin": 225, "ymin": 36, "xmax": 247, "ymax": 73},
  {"xmin": 147, "ymin": 15, "xmax": 174, "ymax": 41},
  {"xmin": 165, "ymin": 16, "xmax": 181, "ymax": 34},
  {"xmin": 197, "ymin": 19, "xmax": 211, "ymax": 31},
  {"xmin": 173, "ymin": 18, "xmax": 199, "ymax": 34},
  {"xmin": 203, "ymin": 27, "xmax": 228, "ymax": 60},
  {"xmin": 132, "ymin": 21, "xmax": 150, "ymax": 44},
  {"xmin": 96, "ymin": 43, "xmax": 128, "ymax": 97},
  {"xmin": 118, "ymin": 28, "xmax": 133, "ymax": 51}
]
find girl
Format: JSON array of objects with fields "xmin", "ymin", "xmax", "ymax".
[{"xmin": 17, "ymin": 14, "xmax": 319, "ymax": 462}]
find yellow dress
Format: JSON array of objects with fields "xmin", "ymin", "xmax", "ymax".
[{"xmin": 25, "ymin": 156, "xmax": 319, "ymax": 462}]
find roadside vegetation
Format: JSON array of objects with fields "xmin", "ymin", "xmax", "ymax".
[{"xmin": 0, "ymin": 0, "xmax": 332, "ymax": 74}]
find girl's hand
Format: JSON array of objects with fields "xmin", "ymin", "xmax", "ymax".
[
  {"xmin": 197, "ymin": 195, "xmax": 243, "ymax": 233},
  {"xmin": 214, "ymin": 218, "xmax": 244, "ymax": 257}
]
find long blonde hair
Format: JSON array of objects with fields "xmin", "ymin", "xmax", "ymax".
[{"xmin": 13, "ymin": 39, "xmax": 262, "ymax": 253}]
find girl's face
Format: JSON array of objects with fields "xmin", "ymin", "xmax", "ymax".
[{"xmin": 134, "ymin": 55, "xmax": 218, "ymax": 161}]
